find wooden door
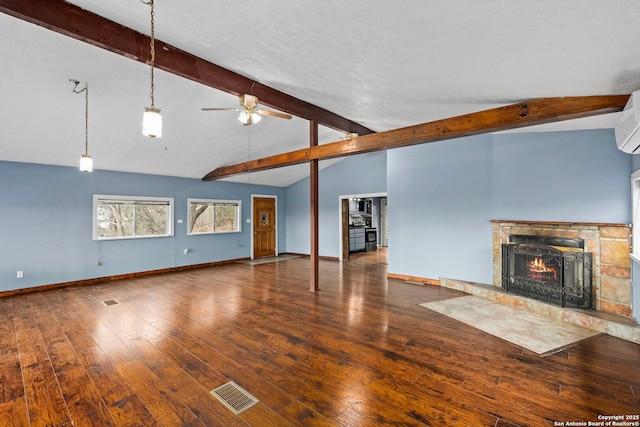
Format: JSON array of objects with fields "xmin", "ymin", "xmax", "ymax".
[{"xmin": 253, "ymin": 197, "xmax": 276, "ymax": 258}]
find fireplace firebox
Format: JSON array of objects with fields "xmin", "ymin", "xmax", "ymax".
[{"xmin": 501, "ymin": 235, "xmax": 593, "ymax": 309}]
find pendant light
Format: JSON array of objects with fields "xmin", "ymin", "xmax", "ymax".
[
  {"xmin": 70, "ymin": 79, "xmax": 93, "ymax": 172},
  {"xmin": 142, "ymin": 0, "xmax": 162, "ymax": 138}
]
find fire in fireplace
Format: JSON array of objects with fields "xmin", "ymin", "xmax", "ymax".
[
  {"xmin": 501, "ymin": 235, "xmax": 593, "ymax": 309},
  {"xmin": 528, "ymin": 257, "xmax": 557, "ymax": 280}
]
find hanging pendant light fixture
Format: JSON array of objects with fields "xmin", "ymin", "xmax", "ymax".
[
  {"xmin": 142, "ymin": 0, "xmax": 162, "ymax": 138},
  {"xmin": 70, "ymin": 79, "xmax": 93, "ymax": 172}
]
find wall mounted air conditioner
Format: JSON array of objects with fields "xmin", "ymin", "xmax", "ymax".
[{"xmin": 615, "ymin": 91, "xmax": 640, "ymax": 154}]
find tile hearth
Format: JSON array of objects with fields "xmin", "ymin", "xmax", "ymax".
[
  {"xmin": 419, "ymin": 295, "xmax": 602, "ymax": 356},
  {"xmin": 439, "ymin": 277, "xmax": 640, "ymax": 345}
]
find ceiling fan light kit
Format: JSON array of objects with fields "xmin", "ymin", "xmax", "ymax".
[
  {"xmin": 238, "ymin": 110, "xmax": 261, "ymax": 125},
  {"xmin": 238, "ymin": 94, "xmax": 262, "ymax": 126},
  {"xmin": 202, "ymin": 94, "xmax": 293, "ymax": 126},
  {"xmin": 141, "ymin": 0, "xmax": 162, "ymax": 138}
]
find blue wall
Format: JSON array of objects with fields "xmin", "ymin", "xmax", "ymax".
[
  {"xmin": 492, "ymin": 130, "xmax": 630, "ymax": 222},
  {"xmin": 388, "ymin": 135, "xmax": 494, "ymax": 282},
  {"xmin": 285, "ymin": 152, "xmax": 387, "ymax": 256},
  {"xmin": 388, "ymin": 129, "xmax": 632, "ymax": 284},
  {"xmin": 0, "ymin": 161, "xmax": 285, "ymax": 292}
]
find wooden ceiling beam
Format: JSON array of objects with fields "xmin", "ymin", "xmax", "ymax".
[
  {"xmin": 0, "ymin": 0, "xmax": 373, "ymax": 136},
  {"xmin": 202, "ymin": 95, "xmax": 629, "ymax": 180}
]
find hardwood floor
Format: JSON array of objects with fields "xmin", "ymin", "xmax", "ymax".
[{"xmin": 1, "ymin": 251, "xmax": 639, "ymax": 426}]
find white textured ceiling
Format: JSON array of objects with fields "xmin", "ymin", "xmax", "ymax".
[{"xmin": 2, "ymin": 1, "xmax": 640, "ymax": 186}]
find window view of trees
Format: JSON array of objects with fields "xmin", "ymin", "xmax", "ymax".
[
  {"xmin": 190, "ymin": 203, "xmax": 212, "ymax": 233},
  {"xmin": 189, "ymin": 200, "xmax": 240, "ymax": 234},
  {"xmin": 96, "ymin": 198, "xmax": 171, "ymax": 239},
  {"xmin": 214, "ymin": 204, "xmax": 238, "ymax": 231},
  {"xmin": 93, "ymin": 196, "xmax": 237, "ymax": 239}
]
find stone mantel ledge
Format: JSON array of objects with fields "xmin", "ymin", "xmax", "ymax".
[{"xmin": 491, "ymin": 220, "xmax": 630, "ymax": 228}]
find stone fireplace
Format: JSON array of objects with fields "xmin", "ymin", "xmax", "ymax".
[{"xmin": 492, "ymin": 220, "xmax": 632, "ymax": 317}]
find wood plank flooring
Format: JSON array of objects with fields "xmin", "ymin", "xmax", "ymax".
[{"xmin": 1, "ymin": 248, "xmax": 639, "ymax": 426}]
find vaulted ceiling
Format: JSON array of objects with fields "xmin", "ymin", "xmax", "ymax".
[{"xmin": 1, "ymin": 1, "xmax": 639, "ymax": 186}]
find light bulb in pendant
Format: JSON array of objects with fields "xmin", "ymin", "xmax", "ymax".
[
  {"xmin": 80, "ymin": 154, "xmax": 93, "ymax": 172},
  {"xmin": 143, "ymin": 106, "xmax": 162, "ymax": 138}
]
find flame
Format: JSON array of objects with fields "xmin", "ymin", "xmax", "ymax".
[{"xmin": 529, "ymin": 257, "xmax": 557, "ymax": 279}]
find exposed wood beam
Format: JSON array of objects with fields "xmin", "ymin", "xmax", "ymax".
[
  {"xmin": 0, "ymin": 0, "xmax": 373, "ymax": 136},
  {"xmin": 202, "ymin": 95, "xmax": 629, "ymax": 180}
]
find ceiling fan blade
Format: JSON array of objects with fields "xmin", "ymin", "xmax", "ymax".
[
  {"xmin": 257, "ymin": 110, "xmax": 292, "ymax": 120},
  {"xmin": 201, "ymin": 107, "xmax": 240, "ymax": 111}
]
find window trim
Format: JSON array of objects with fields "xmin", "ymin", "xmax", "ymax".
[
  {"xmin": 93, "ymin": 194, "xmax": 174, "ymax": 241},
  {"xmin": 187, "ymin": 198, "xmax": 242, "ymax": 235}
]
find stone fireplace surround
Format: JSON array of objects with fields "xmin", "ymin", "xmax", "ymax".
[{"xmin": 492, "ymin": 220, "xmax": 632, "ymax": 317}]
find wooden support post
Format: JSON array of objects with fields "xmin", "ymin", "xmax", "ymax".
[{"xmin": 310, "ymin": 120, "xmax": 319, "ymax": 292}]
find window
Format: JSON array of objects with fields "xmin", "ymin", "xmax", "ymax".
[
  {"xmin": 188, "ymin": 198, "xmax": 241, "ymax": 235},
  {"xmin": 93, "ymin": 195, "xmax": 174, "ymax": 240}
]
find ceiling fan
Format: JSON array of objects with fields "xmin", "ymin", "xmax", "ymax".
[{"xmin": 201, "ymin": 94, "xmax": 293, "ymax": 126}]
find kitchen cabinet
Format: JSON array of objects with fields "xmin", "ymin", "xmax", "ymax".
[{"xmin": 349, "ymin": 227, "xmax": 366, "ymax": 252}]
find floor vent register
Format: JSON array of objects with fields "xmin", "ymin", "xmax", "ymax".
[
  {"xmin": 210, "ymin": 381, "xmax": 260, "ymax": 415},
  {"xmin": 101, "ymin": 299, "xmax": 119, "ymax": 306}
]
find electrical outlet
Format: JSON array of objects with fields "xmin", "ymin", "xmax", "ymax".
[{"xmin": 16, "ymin": 271, "xmax": 23, "ymax": 279}]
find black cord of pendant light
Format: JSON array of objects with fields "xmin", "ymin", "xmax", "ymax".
[
  {"xmin": 148, "ymin": 0, "xmax": 156, "ymax": 108},
  {"xmin": 70, "ymin": 79, "xmax": 92, "ymax": 172}
]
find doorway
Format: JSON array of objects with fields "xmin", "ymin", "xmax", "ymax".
[
  {"xmin": 339, "ymin": 192, "xmax": 387, "ymax": 261},
  {"xmin": 252, "ymin": 195, "xmax": 277, "ymax": 259}
]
